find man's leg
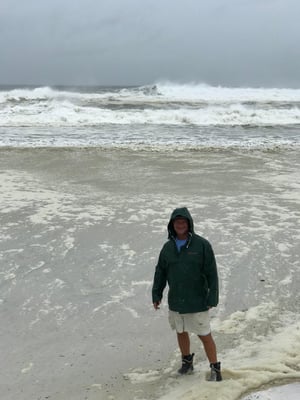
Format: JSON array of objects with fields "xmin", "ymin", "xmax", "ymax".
[
  {"xmin": 177, "ymin": 332, "xmax": 194, "ymax": 374},
  {"xmin": 198, "ymin": 333, "xmax": 222, "ymax": 381},
  {"xmin": 198, "ymin": 333, "xmax": 217, "ymax": 363},
  {"xmin": 177, "ymin": 331, "xmax": 190, "ymax": 356}
]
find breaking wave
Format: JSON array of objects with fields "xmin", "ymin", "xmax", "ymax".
[{"xmin": 1, "ymin": 83, "xmax": 300, "ymax": 128}]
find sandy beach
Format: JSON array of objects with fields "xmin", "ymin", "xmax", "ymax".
[{"xmin": 0, "ymin": 147, "xmax": 299, "ymax": 400}]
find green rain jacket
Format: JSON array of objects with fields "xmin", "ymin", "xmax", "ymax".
[{"xmin": 152, "ymin": 207, "xmax": 219, "ymax": 314}]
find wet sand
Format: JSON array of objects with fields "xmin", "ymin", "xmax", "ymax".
[{"xmin": 0, "ymin": 148, "xmax": 299, "ymax": 400}]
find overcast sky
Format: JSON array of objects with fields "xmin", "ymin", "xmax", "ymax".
[{"xmin": 1, "ymin": 0, "xmax": 300, "ymax": 87}]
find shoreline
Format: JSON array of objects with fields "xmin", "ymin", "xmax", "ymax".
[{"xmin": 0, "ymin": 142, "xmax": 300, "ymax": 152}]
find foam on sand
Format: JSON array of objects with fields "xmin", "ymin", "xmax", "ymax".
[
  {"xmin": 123, "ymin": 310, "xmax": 300, "ymax": 400},
  {"xmin": 1, "ymin": 148, "xmax": 299, "ymax": 400}
]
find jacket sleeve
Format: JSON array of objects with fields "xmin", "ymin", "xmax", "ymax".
[
  {"xmin": 204, "ymin": 241, "xmax": 219, "ymax": 307},
  {"xmin": 152, "ymin": 250, "xmax": 167, "ymax": 304}
]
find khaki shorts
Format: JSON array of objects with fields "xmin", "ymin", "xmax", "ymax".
[{"xmin": 168, "ymin": 310, "xmax": 211, "ymax": 336}]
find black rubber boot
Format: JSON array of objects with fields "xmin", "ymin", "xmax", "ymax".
[
  {"xmin": 208, "ymin": 361, "xmax": 222, "ymax": 381},
  {"xmin": 178, "ymin": 353, "xmax": 194, "ymax": 374}
]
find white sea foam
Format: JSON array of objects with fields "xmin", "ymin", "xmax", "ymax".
[
  {"xmin": 127, "ymin": 318, "xmax": 300, "ymax": 400},
  {"xmin": 156, "ymin": 81, "xmax": 300, "ymax": 102},
  {"xmin": 1, "ymin": 147, "xmax": 299, "ymax": 400},
  {"xmin": 2, "ymin": 83, "xmax": 300, "ymax": 103},
  {"xmin": 1, "ymin": 83, "xmax": 300, "ymax": 131},
  {"xmin": 1, "ymin": 99, "xmax": 300, "ymax": 127},
  {"xmin": 21, "ymin": 362, "xmax": 34, "ymax": 374}
]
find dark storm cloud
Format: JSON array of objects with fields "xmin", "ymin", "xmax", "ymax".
[{"xmin": 0, "ymin": 0, "xmax": 300, "ymax": 87}]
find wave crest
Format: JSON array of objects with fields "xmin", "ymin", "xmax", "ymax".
[{"xmin": 1, "ymin": 83, "xmax": 300, "ymax": 131}]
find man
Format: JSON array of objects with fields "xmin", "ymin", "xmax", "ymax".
[{"xmin": 152, "ymin": 207, "xmax": 222, "ymax": 381}]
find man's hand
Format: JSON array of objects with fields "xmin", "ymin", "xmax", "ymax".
[{"xmin": 153, "ymin": 301, "xmax": 161, "ymax": 310}]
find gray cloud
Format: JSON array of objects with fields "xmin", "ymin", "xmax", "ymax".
[{"xmin": 1, "ymin": 0, "xmax": 300, "ymax": 87}]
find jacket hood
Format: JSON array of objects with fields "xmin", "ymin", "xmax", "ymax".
[{"xmin": 167, "ymin": 207, "xmax": 194, "ymax": 239}]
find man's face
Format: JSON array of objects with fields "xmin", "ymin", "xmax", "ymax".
[{"xmin": 173, "ymin": 218, "xmax": 189, "ymax": 238}]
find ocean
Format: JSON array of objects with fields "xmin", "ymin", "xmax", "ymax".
[
  {"xmin": 1, "ymin": 82, "xmax": 300, "ymax": 148},
  {"xmin": 0, "ymin": 83, "xmax": 299, "ymax": 400}
]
